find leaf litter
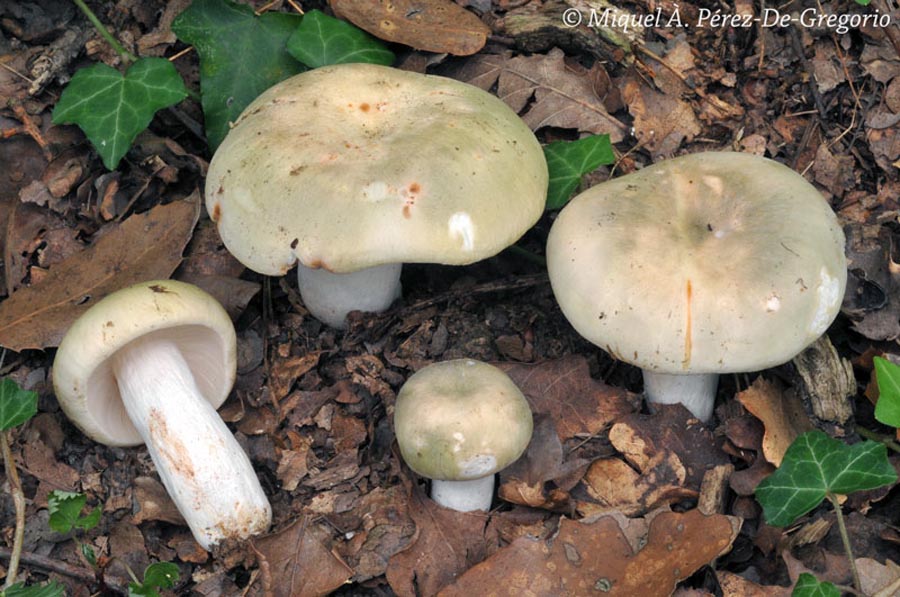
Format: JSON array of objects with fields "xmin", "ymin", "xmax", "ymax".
[{"xmin": 2, "ymin": 0, "xmax": 900, "ymax": 594}]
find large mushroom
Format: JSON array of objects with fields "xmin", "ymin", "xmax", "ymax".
[
  {"xmin": 205, "ymin": 63, "xmax": 548, "ymax": 328},
  {"xmin": 52, "ymin": 280, "xmax": 271, "ymax": 549},
  {"xmin": 393, "ymin": 359, "xmax": 533, "ymax": 512},
  {"xmin": 546, "ymin": 152, "xmax": 847, "ymax": 422}
]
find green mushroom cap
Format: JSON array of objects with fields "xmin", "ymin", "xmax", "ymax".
[{"xmin": 394, "ymin": 359, "xmax": 533, "ymax": 481}]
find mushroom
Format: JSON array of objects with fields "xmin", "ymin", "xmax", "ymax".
[
  {"xmin": 205, "ymin": 63, "xmax": 548, "ymax": 328},
  {"xmin": 52, "ymin": 280, "xmax": 271, "ymax": 549},
  {"xmin": 393, "ymin": 359, "xmax": 533, "ymax": 512},
  {"xmin": 546, "ymin": 152, "xmax": 847, "ymax": 422}
]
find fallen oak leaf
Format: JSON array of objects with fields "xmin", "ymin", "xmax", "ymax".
[
  {"xmin": 737, "ymin": 377, "xmax": 813, "ymax": 467},
  {"xmin": 0, "ymin": 197, "xmax": 200, "ymax": 351},
  {"xmin": 386, "ymin": 484, "xmax": 495, "ymax": 597},
  {"xmin": 496, "ymin": 355, "xmax": 640, "ymax": 442},
  {"xmin": 329, "ymin": 0, "xmax": 490, "ymax": 56},
  {"xmin": 452, "ymin": 49, "xmax": 627, "ymax": 140},
  {"xmin": 251, "ymin": 515, "xmax": 353, "ymax": 597},
  {"xmin": 437, "ymin": 510, "xmax": 740, "ymax": 596}
]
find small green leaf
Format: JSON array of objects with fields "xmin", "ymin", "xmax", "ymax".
[
  {"xmin": 1, "ymin": 580, "xmax": 66, "ymax": 597},
  {"xmin": 287, "ymin": 10, "xmax": 394, "ymax": 68},
  {"xmin": 792, "ymin": 573, "xmax": 840, "ymax": 597},
  {"xmin": 48, "ymin": 490, "xmax": 100, "ymax": 533},
  {"xmin": 82, "ymin": 542, "xmax": 98, "ymax": 567},
  {"xmin": 543, "ymin": 134, "xmax": 615, "ymax": 210},
  {"xmin": 52, "ymin": 58, "xmax": 187, "ymax": 170},
  {"xmin": 755, "ymin": 430, "xmax": 897, "ymax": 527},
  {"xmin": 141, "ymin": 562, "xmax": 180, "ymax": 589},
  {"xmin": 874, "ymin": 356, "xmax": 900, "ymax": 427},
  {"xmin": 0, "ymin": 378, "xmax": 37, "ymax": 431},
  {"xmin": 172, "ymin": 0, "xmax": 305, "ymax": 149}
]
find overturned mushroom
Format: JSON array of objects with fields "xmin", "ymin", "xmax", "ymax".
[{"xmin": 52, "ymin": 280, "xmax": 271, "ymax": 549}]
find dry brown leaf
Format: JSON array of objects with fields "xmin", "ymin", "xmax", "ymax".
[
  {"xmin": 332, "ymin": 485, "xmax": 416, "ymax": 582},
  {"xmin": 453, "ymin": 49, "xmax": 627, "ymax": 140},
  {"xmin": 858, "ymin": 557, "xmax": 900, "ymax": 596},
  {"xmin": 251, "ymin": 516, "xmax": 353, "ymax": 597},
  {"xmin": 620, "ymin": 75, "xmax": 701, "ymax": 157},
  {"xmin": 329, "ymin": 0, "xmax": 489, "ymax": 56},
  {"xmin": 499, "ymin": 415, "xmax": 589, "ymax": 511},
  {"xmin": 737, "ymin": 378, "xmax": 813, "ymax": 467},
  {"xmin": 386, "ymin": 486, "xmax": 494, "ymax": 597},
  {"xmin": 716, "ymin": 570, "xmax": 791, "ymax": 596},
  {"xmin": 0, "ymin": 197, "xmax": 200, "ymax": 351},
  {"xmin": 438, "ymin": 510, "xmax": 740, "ymax": 596},
  {"xmin": 496, "ymin": 355, "xmax": 640, "ymax": 442},
  {"xmin": 130, "ymin": 476, "xmax": 184, "ymax": 526}
]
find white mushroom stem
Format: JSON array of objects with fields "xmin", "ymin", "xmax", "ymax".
[
  {"xmin": 642, "ymin": 370, "xmax": 719, "ymax": 422},
  {"xmin": 297, "ymin": 262, "xmax": 402, "ymax": 329},
  {"xmin": 431, "ymin": 476, "xmax": 494, "ymax": 512},
  {"xmin": 112, "ymin": 337, "xmax": 271, "ymax": 550}
]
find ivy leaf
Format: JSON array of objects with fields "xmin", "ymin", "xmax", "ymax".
[
  {"xmin": 792, "ymin": 573, "xmax": 840, "ymax": 597},
  {"xmin": 874, "ymin": 356, "xmax": 900, "ymax": 427},
  {"xmin": 0, "ymin": 378, "xmax": 37, "ymax": 431},
  {"xmin": 52, "ymin": 58, "xmax": 187, "ymax": 170},
  {"xmin": 287, "ymin": 9, "xmax": 394, "ymax": 68},
  {"xmin": 543, "ymin": 134, "xmax": 615, "ymax": 210},
  {"xmin": 172, "ymin": 0, "xmax": 305, "ymax": 149},
  {"xmin": 128, "ymin": 561, "xmax": 180, "ymax": 597},
  {"xmin": 755, "ymin": 430, "xmax": 897, "ymax": 527},
  {"xmin": 47, "ymin": 490, "xmax": 101, "ymax": 534}
]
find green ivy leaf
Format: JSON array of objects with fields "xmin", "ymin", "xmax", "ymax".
[
  {"xmin": 172, "ymin": 0, "xmax": 305, "ymax": 149},
  {"xmin": 0, "ymin": 378, "xmax": 37, "ymax": 431},
  {"xmin": 287, "ymin": 9, "xmax": 394, "ymax": 68},
  {"xmin": 792, "ymin": 573, "xmax": 840, "ymax": 597},
  {"xmin": 543, "ymin": 134, "xmax": 615, "ymax": 210},
  {"xmin": 128, "ymin": 561, "xmax": 180, "ymax": 597},
  {"xmin": 755, "ymin": 430, "xmax": 897, "ymax": 527},
  {"xmin": 51, "ymin": 58, "xmax": 187, "ymax": 170},
  {"xmin": 1, "ymin": 580, "xmax": 66, "ymax": 597},
  {"xmin": 874, "ymin": 356, "xmax": 900, "ymax": 427},
  {"xmin": 47, "ymin": 490, "xmax": 100, "ymax": 533}
]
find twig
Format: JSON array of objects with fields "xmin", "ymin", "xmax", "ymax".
[
  {"xmin": 827, "ymin": 492, "xmax": 861, "ymax": 593},
  {"xmin": 7, "ymin": 100, "xmax": 53, "ymax": 162},
  {"xmin": 787, "ymin": 25, "xmax": 828, "ymax": 120},
  {"xmin": 71, "ymin": 0, "xmax": 138, "ymax": 63},
  {"xmin": 0, "ymin": 547, "xmax": 132, "ymax": 594},
  {"xmin": 0, "ymin": 431, "xmax": 24, "ymax": 589},
  {"xmin": 855, "ymin": 425, "xmax": 900, "ymax": 453}
]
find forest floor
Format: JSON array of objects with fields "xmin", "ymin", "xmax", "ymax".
[{"xmin": 1, "ymin": 0, "xmax": 900, "ymax": 595}]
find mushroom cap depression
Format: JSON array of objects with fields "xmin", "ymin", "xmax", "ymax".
[
  {"xmin": 394, "ymin": 359, "xmax": 533, "ymax": 482},
  {"xmin": 205, "ymin": 63, "xmax": 548, "ymax": 275},
  {"xmin": 53, "ymin": 280, "xmax": 237, "ymax": 447},
  {"xmin": 546, "ymin": 152, "xmax": 847, "ymax": 375}
]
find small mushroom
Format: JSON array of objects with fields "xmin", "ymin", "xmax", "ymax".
[
  {"xmin": 206, "ymin": 63, "xmax": 548, "ymax": 328},
  {"xmin": 393, "ymin": 359, "xmax": 533, "ymax": 512},
  {"xmin": 546, "ymin": 152, "xmax": 847, "ymax": 421},
  {"xmin": 52, "ymin": 280, "xmax": 271, "ymax": 549}
]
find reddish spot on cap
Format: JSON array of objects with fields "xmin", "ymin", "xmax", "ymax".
[
  {"xmin": 408, "ymin": 182, "xmax": 420, "ymax": 194},
  {"xmin": 211, "ymin": 203, "xmax": 221, "ymax": 222},
  {"xmin": 359, "ymin": 103, "xmax": 371, "ymax": 112},
  {"xmin": 402, "ymin": 204, "xmax": 412, "ymax": 219}
]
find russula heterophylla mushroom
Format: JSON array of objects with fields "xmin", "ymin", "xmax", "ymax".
[
  {"xmin": 546, "ymin": 152, "xmax": 847, "ymax": 422},
  {"xmin": 393, "ymin": 359, "xmax": 533, "ymax": 512},
  {"xmin": 205, "ymin": 63, "xmax": 548, "ymax": 329},
  {"xmin": 52, "ymin": 280, "xmax": 272, "ymax": 550}
]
